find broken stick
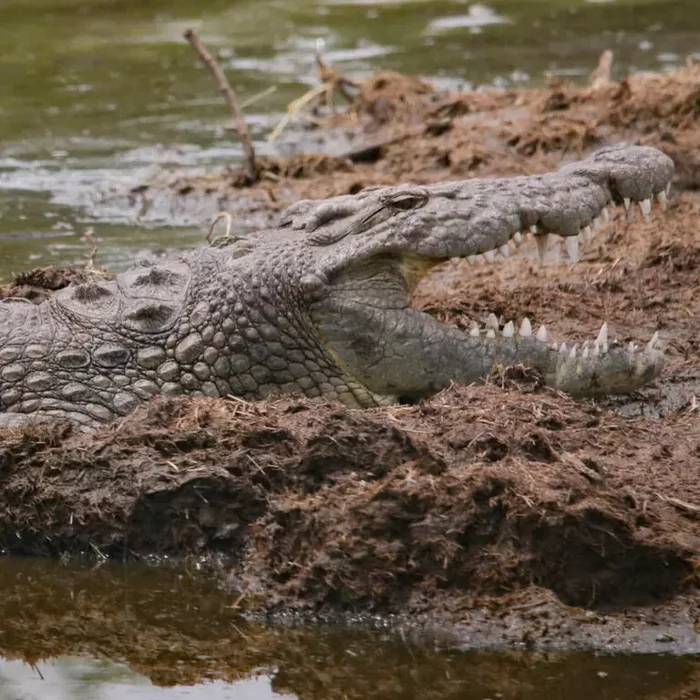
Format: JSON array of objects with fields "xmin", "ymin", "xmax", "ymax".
[{"xmin": 184, "ymin": 28, "xmax": 257, "ymax": 184}]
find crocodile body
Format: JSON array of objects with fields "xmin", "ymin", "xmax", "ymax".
[{"xmin": 0, "ymin": 145, "xmax": 674, "ymax": 428}]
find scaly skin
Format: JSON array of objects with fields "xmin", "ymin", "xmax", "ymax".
[{"xmin": 0, "ymin": 145, "xmax": 674, "ymax": 428}]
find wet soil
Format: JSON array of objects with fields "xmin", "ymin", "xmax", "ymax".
[
  {"xmin": 0, "ymin": 380, "xmax": 699, "ymax": 651},
  {"xmin": 1, "ymin": 61, "xmax": 699, "ymax": 651},
  {"xmin": 109, "ymin": 63, "xmax": 700, "ymax": 228}
]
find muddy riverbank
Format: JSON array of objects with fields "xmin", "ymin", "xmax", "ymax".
[
  {"xmin": 1, "ymin": 60, "xmax": 699, "ymax": 652},
  {"xmin": 106, "ymin": 62, "xmax": 700, "ymax": 229}
]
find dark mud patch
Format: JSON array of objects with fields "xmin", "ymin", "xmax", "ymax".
[{"xmin": 1, "ymin": 382, "xmax": 699, "ymax": 650}]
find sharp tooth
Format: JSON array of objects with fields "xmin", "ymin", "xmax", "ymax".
[
  {"xmin": 595, "ymin": 322, "xmax": 608, "ymax": 345},
  {"xmin": 535, "ymin": 233, "xmax": 550, "ymax": 262},
  {"xmin": 639, "ymin": 198, "xmax": 652, "ymax": 221},
  {"xmin": 601, "ymin": 206, "xmax": 610, "ymax": 223},
  {"xmin": 499, "ymin": 243, "xmax": 510, "ymax": 258},
  {"xmin": 591, "ymin": 216, "xmax": 601, "ymax": 231},
  {"xmin": 470, "ymin": 324, "xmax": 480, "ymax": 337},
  {"xmin": 565, "ymin": 235, "xmax": 580, "ymax": 262},
  {"xmin": 582, "ymin": 346, "xmax": 590, "ymax": 359},
  {"xmin": 484, "ymin": 250, "xmax": 496, "ymax": 263},
  {"xmin": 467, "ymin": 255, "xmax": 478, "ymax": 264},
  {"xmin": 519, "ymin": 317, "xmax": 532, "ymax": 337},
  {"xmin": 648, "ymin": 331, "xmax": 660, "ymax": 350},
  {"xmin": 593, "ymin": 343, "xmax": 600, "ymax": 357},
  {"xmin": 536, "ymin": 325, "xmax": 548, "ymax": 343},
  {"xmin": 583, "ymin": 225, "xmax": 593, "ymax": 244},
  {"xmin": 530, "ymin": 225, "xmax": 538, "ymax": 234},
  {"xmin": 602, "ymin": 341, "xmax": 609, "ymax": 354},
  {"xmin": 623, "ymin": 197, "xmax": 631, "ymax": 211},
  {"xmin": 486, "ymin": 328, "xmax": 496, "ymax": 339},
  {"xmin": 477, "ymin": 254, "xmax": 486, "ymax": 264},
  {"xmin": 665, "ymin": 183, "xmax": 671, "ymax": 196},
  {"xmin": 559, "ymin": 343, "xmax": 568, "ymax": 354},
  {"xmin": 486, "ymin": 313, "xmax": 500, "ymax": 330},
  {"xmin": 657, "ymin": 190, "xmax": 668, "ymax": 212},
  {"xmin": 502, "ymin": 320, "xmax": 514, "ymax": 338},
  {"xmin": 513, "ymin": 231, "xmax": 523, "ymax": 245},
  {"xmin": 627, "ymin": 341, "xmax": 636, "ymax": 354},
  {"xmin": 568, "ymin": 345, "xmax": 578, "ymax": 359}
]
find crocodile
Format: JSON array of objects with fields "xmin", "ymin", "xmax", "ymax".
[{"xmin": 0, "ymin": 145, "xmax": 674, "ymax": 429}]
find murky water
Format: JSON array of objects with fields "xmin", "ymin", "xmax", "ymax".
[
  {"xmin": 1, "ymin": 0, "xmax": 699, "ymax": 279},
  {"xmin": 0, "ymin": 558, "xmax": 697, "ymax": 699}
]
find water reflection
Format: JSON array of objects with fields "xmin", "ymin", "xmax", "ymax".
[
  {"xmin": 0, "ymin": 558, "xmax": 697, "ymax": 699},
  {"xmin": 0, "ymin": 657, "xmax": 289, "ymax": 699}
]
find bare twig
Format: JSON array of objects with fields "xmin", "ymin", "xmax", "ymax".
[
  {"xmin": 268, "ymin": 50, "xmax": 359, "ymax": 141},
  {"xmin": 184, "ymin": 28, "xmax": 257, "ymax": 184}
]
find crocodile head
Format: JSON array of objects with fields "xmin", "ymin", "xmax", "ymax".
[{"xmin": 277, "ymin": 145, "xmax": 673, "ymax": 404}]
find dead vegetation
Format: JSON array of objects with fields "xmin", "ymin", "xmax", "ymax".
[{"xmin": 0, "ymin": 56, "xmax": 699, "ymax": 646}]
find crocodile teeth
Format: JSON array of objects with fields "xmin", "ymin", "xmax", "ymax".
[
  {"xmin": 601, "ymin": 206, "xmax": 610, "ymax": 223},
  {"xmin": 467, "ymin": 255, "xmax": 478, "ymax": 265},
  {"xmin": 595, "ymin": 322, "xmax": 608, "ymax": 345},
  {"xmin": 565, "ymin": 235, "xmax": 580, "ymax": 263},
  {"xmin": 582, "ymin": 346, "xmax": 590, "ymax": 359},
  {"xmin": 519, "ymin": 317, "xmax": 532, "ymax": 337},
  {"xmin": 639, "ymin": 198, "xmax": 652, "ymax": 221},
  {"xmin": 627, "ymin": 342, "xmax": 637, "ymax": 354},
  {"xmin": 593, "ymin": 343, "xmax": 600, "ymax": 357},
  {"xmin": 530, "ymin": 225, "xmax": 538, "ymax": 234},
  {"xmin": 648, "ymin": 331, "xmax": 660, "ymax": 350},
  {"xmin": 513, "ymin": 231, "xmax": 523, "ymax": 245},
  {"xmin": 666, "ymin": 183, "xmax": 671, "ymax": 196},
  {"xmin": 559, "ymin": 343, "xmax": 568, "ymax": 354},
  {"xmin": 470, "ymin": 323, "xmax": 480, "ymax": 337},
  {"xmin": 536, "ymin": 325, "xmax": 548, "ymax": 343},
  {"xmin": 499, "ymin": 243, "xmax": 510, "ymax": 258},
  {"xmin": 657, "ymin": 190, "xmax": 668, "ymax": 212},
  {"xmin": 486, "ymin": 313, "xmax": 500, "ymax": 330},
  {"xmin": 535, "ymin": 233, "xmax": 550, "ymax": 262},
  {"xmin": 623, "ymin": 197, "xmax": 631, "ymax": 211},
  {"xmin": 502, "ymin": 320, "xmax": 515, "ymax": 338},
  {"xmin": 484, "ymin": 250, "xmax": 496, "ymax": 263},
  {"xmin": 582, "ymin": 225, "xmax": 593, "ymax": 244},
  {"xmin": 568, "ymin": 345, "xmax": 578, "ymax": 359},
  {"xmin": 486, "ymin": 328, "xmax": 496, "ymax": 339}
]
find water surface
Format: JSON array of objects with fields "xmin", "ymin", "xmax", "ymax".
[
  {"xmin": 0, "ymin": 558, "xmax": 698, "ymax": 699},
  {"xmin": 1, "ymin": 0, "xmax": 699, "ymax": 278}
]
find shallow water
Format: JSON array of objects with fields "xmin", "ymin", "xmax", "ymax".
[
  {"xmin": 0, "ymin": 558, "xmax": 697, "ymax": 699},
  {"xmin": 1, "ymin": 0, "xmax": 699, "ymax": 278}
]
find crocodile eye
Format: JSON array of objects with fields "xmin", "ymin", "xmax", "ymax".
[{"xmin": 382, "ymin": 189, "xmax": 429, "ymax": 212}]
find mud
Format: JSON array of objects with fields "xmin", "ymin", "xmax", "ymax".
[
  {"xmin": 0, "ymin": 377, "xmax": 699, "ymax": 651},
  {"xmin": 107, "ymin": 63, "xmax": 700, "ymax": 228},
  {"xmin": 1, "ymin": 61, "xmax": 699, "ymax": 651}
]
